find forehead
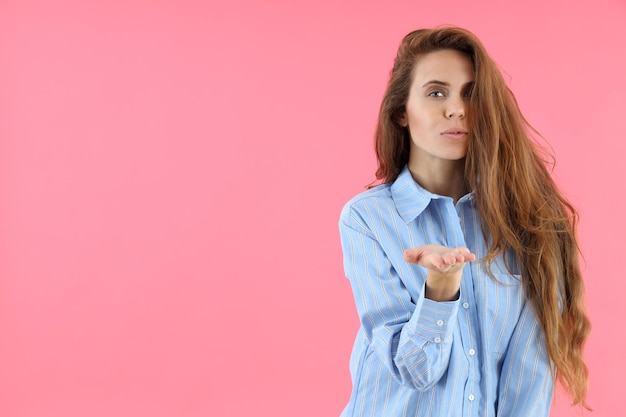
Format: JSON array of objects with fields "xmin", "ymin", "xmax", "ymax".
[{"xmin": 411, "ymin": 49, "xmax": 474, "ymax": 83}]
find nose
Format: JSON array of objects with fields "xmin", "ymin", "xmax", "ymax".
[{"xmin": 446, "ymin": 97, "xmax": 466, "ymax": 119}]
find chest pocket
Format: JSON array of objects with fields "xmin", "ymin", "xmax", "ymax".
[{"xmin": 484, "ymin": 273, "xmax": 524, "ymax": 353}]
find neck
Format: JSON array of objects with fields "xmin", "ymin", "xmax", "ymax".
[{"xmin": 408, "ymin": 158, "xmax": 468, "ymax": 203}]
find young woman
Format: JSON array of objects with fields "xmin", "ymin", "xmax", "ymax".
[{"xmin": 339, "ymin": 27, "xmax": 589, "ymax": 417}]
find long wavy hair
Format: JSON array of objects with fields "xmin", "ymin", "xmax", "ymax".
[{"xmin": 374, "ymin": 27, "xmax": 590, "ymax": 407}]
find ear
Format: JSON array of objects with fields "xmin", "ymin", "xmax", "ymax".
[{"xmin": 398, "ymin": 111, "xmax": 408, "ymax": 127}]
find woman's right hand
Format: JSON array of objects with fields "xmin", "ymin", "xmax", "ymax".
[{"xmin": 403, "ymin": 245, "xmax": 476, "ymax": 301}]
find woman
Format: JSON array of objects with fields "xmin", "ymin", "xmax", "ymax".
[{"xmin": 339, "ymin": 27, "xmax": 589, "ymax": 417}]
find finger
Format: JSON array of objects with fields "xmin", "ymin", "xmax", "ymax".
[
  {"xmin": 437, "ymin": 263, "xmax": 452, "ymax": 272},
  {"xmin": 403, "ymin": 248, "xmax": 424, "ymax": 264},
  {"xmin": 442, "ymin": 254, "xmax": 457, "ymax": 266},
  {"xmin": 434, "ymin": 261, "xmax": 446, "ymax": 270},
  {"xmin": 455, "ymin": 247, "xmax": 476, "ymax": 262},
  {"xmin": 425, "ymin": 254, "xmax": 445, "ymax": 269}
]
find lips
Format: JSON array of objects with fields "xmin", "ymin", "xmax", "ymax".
[
  {"xmin": 441, "ymin": 128, "xmax": 468, "ymax": 135},
  {"xmin": 441, "ymin": 127, "xmax": 468, "ymax": 140}
]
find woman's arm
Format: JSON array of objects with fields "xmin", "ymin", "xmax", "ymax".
[{"xmin": 340, "ymin": 211, "xmax": 473, "ymax": 391}]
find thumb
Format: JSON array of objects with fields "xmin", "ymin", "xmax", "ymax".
[{"xmin": 403, "ymin": 248, "xmax": 424, "ymax": 263}]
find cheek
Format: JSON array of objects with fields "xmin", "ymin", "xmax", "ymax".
[{"xmin": 407, "ymin": 113, "xmax": 429, "ymax": 132}]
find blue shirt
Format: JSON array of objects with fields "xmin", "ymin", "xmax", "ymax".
[{"xmin": 339, "ymin": 166, "xmax": 553, "ymax": 417}]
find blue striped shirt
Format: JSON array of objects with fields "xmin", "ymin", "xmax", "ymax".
[{"xmin": 339, "ymin": 166, "xmax": 553, "ymax": 417}]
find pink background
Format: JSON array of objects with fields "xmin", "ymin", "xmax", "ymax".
[{"xmin": 1, "ymin": 1, "xmax": 625, "ymax": 416}]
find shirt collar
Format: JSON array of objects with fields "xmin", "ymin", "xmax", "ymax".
[
  {"xmin": 391, "ymin": 166, "xmax": 436, "ymax": 223},
  {"xmin": 391, "ymin": 165, "xmax": 473, "ymax": 223}
]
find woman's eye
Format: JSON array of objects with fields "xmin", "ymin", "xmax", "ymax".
[{"xmin": 428, "ymin": 90, "xmax": 445, "ymax": 97}]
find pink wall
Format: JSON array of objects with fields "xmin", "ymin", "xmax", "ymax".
[{"xmin": 1, "ymin": 1, "xmax": 624, "ymax": 416}]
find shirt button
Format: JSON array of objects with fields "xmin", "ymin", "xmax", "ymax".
[
  {"xmin": 436, "ymin": 320, "xmax": 444, "ymax": 326},
  {"xmin": 468, "ymin": 394, "xmax": 475, "ymax": 401},
  {"xmin": 434, "ymin": 337, "xmax": 442, "ymax": 343},
  {"xmin": 469, "ymin": 349, "xmax": 476, "ymax": 356},
  {"xmin": 462, "ymin": 302, "xmax": 470, "ymax": 309}
]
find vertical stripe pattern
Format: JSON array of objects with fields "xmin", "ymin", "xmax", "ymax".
[{"xmin": 339, "ymin": 166, "xmax": 554, "ymax": 417}]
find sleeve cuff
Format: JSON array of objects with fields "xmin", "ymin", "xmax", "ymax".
[{"xmin": 406, "ymin": 285, "xmax": 460, "ymax": 344}]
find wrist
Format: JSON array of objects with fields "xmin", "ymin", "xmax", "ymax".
[
  {"xmin": 425, "ymin": 270, "xmax": 461, "ymax": 301},
  {"xmin": 424, "ymin": 285, "xmax": 460, "ymax": 302}
]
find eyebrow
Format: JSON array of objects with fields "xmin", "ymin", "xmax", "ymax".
[
  {"xmin": 422, "ymin": 80, "xmax": 449, "ymax": 87},
  {"xmin": 421, "ymin": 80, "xmax": 475, "ymax": 88}
]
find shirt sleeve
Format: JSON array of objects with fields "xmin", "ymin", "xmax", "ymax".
[
  {"xmin": 496, "ymin": 301, "xmax": 554, "ymax": 417},
  {"xmin": 340, "ymin": 209, "xmax": 460, "ymax": 391}
]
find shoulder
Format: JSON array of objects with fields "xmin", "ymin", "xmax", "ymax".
[
  {"xmin": 341, "ymin": 183, "xmax": 392, "ymax": 215},
  {"xmin": 339, "ymin": 183, "xmax": 394, "ymax": 231}
]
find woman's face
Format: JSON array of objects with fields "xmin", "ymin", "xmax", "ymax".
[{"xmin": 400, "ymin": 49, "xmax": 474, "ymax": 169}]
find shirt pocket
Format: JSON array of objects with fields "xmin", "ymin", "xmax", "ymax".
[{"xmin": 484, "ymin": 273, "xmax": 524, "ymax": 353}]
